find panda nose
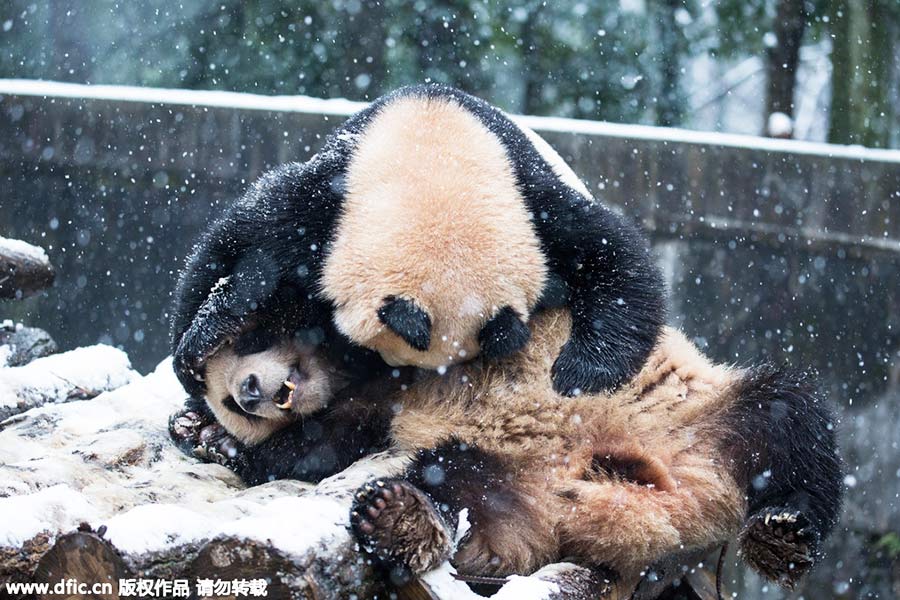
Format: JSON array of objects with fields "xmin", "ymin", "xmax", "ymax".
[{"xmin": 239, "ymin": 374, "xmax": 262, "ymax": 410}]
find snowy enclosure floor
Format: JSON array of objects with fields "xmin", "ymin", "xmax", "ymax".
[{"xmin": 0, "ymin": 355, "xmax": 602, "ymax": 599}]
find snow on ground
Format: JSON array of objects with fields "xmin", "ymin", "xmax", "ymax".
[
  {"xmin": 0, "ymin": 355, "xmax": 409, "ymax": 565},
  {"xmin": 0, "ymin": 344, "xmax": 137, "ymax": 418}
]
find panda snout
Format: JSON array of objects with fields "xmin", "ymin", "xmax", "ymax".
[{"xmin": 238, "ymin": 374, "xmax": 263, "ymax": 411}]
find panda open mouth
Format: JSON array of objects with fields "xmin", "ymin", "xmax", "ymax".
[{"xmin": 274, "ymin": 367, "xmax": 304, "ymax": 410}]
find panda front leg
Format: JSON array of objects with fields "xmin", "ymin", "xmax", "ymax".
[
  {"xmin": 726, "ymin": 366, "xmax": 844, "ymax": 588},
  {"xmin": 534, "ymin": 199, "xmax": 666, "ymax": 396},
  {"xmin": 168, "ymin": 400, "xmax": 248, "ymax": 472}
]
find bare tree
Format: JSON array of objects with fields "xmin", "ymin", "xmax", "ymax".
[{"xmin": 764, "ymin": 0, "xmax": 809, "ymax": 136}]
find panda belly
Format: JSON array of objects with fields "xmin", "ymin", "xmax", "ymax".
[{"xmin": 388, "ymin": 312, "xmax": 747, "ymax": 578}]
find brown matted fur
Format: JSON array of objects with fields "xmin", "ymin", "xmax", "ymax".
[
  {"xmin": 384, "ymin": 309, "xmax": 747, "ymax": 578},
  {"xmin": 321, "ymin": 95, "xmax": 548, "ymax": 369}
]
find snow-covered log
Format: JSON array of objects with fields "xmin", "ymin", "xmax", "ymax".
[
  {"xmin": 0, "ymin": 344, "xmax": 137, "ymax": 420},
  {"xmin": 0, "ymin": 321, "xmax": 57, "ymax": 367},
  {"xmin": 0, "ymin": 236, "xmax": 55, "ymax": 300}
]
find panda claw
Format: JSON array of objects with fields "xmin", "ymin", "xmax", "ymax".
[
  {"xmin": 358, "ymin": 520, "xmax": 375, "ymax": 535},
  {"xmin": 349, "ymin": 478, "xmax": 452, "ymax": 575},
  {"xmin": 739, "ymin": 507, "xmax": 819, "ymax": 588}
]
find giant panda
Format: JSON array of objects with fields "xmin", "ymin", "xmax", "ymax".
[
  {"xmin": 173, "ymin": 310, "xmax": 843, "ymax": 596},
  {"xmin": 170, "ymin": 84, "xmax": 665, "ymax": 398}
]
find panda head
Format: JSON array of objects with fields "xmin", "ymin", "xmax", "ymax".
[
  {"xmin": 203, "ymin": 333, "xmax": 346, "ymax": 445},
  {"xmin": 321, "ymin": 93, "xmax": 548, "ymax": 370}
]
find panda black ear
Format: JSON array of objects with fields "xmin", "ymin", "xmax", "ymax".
[
  {"xmin": 378, "ymin": 296, "xmax": 431, "ymax": 352},
  {"xmin": 478, "ymin": 306, "xmax": 530, "ymax": 359}
]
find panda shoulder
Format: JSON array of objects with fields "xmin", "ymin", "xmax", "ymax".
[{"xmin": 513, "ymin": 122, "xmax": 593, "ymax": 200}]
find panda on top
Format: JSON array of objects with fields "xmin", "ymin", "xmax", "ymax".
[{"xmin": 170, "ymin": 83, "xmax": 665, "ymax": 404}]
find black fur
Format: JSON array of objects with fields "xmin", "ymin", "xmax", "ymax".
[
  {"xmin": 478, "ymin": 305, "xmax": 531, "ymax": 359},
  {"xmin": 377, "ymin": 296, "xmax": 431, "ymax": 352},
  {"xmin": 405, "ymin": 438, "xmax": 528, "ymax": 540},
  {"xmin": 723, "ymin": 365, "xmax": 844, "ymax": 555},
  {"xmin": 169, "ymin": 84, "xmax": 664, "ymax": 398}
]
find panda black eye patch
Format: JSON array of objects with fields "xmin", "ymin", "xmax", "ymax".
[
  {"xmin": 222, "ymin": 396, "xmax": 263, "ymax": 421},
  {"xmin": 377, "ymin": 296, "xmax": 431, "ymax": 351}
]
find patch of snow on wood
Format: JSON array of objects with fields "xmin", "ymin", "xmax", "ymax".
[
  {"xmin": 421, "ymin": 562, "xmax": 562, "ymax": 600},
  {"xmin": 493, "ymin": 574, "xmax": 560, "ymax": 600},
  {"xmin": 0, "ymin": 236, "xmax": 49, "ymax": 263},
  {"xmin": 0, "ymin": 485, "xmax": 99, "ymax": 548}
]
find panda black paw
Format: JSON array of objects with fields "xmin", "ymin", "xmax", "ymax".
[
  {"xmin": 478, "ymin": 306, "xmax": 530, "ymax": 360},
  {"xmin": 169, "ymin": 409, "xmax": 245, "ymax": 470},
  {"xmin": 739, "ymin": 507, "xmax": 819, "ymax": 588},
  {"xmin": 551, "ymin": 341, "xmax": 622, "ymax": 397},
  {"xmin": 168, "ymin": 406, "xmax": 214, "ymax": 455},
  {"xmin": 194, "ymin": 424, "xmax": 244, "ymax": 469},
  {"xmin": 350, "ymin": 478, "xmax": 452, "ymax": 576}
]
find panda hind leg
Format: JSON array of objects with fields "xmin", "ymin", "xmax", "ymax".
[
  {"xmin": 350, "ymin": 478, "xmax": 453, "ymax": 578},
  {"xmin": 726, "ymin": 365, "xmax": 843, "ymax": 587},
  {"xmin": 738, "ymin": 507, "xmax": 818, "ymax": 588}
]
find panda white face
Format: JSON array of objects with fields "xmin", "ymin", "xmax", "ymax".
[{"xmin": 203, "ymin": 337, "xmax": 346, "ymax": 445}]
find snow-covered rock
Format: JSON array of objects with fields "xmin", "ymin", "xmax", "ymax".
[{"xmin": 0, "ymin": 344, "xmax": 136, "ymax": 419}]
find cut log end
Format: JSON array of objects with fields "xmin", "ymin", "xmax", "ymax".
[
  {"xmin": 33, "ymin": 531, "xmax": 128, "ymax": 599},
  {"xmin": 193, "ymin": 537, "xmax": 301, "ymax": 599}
]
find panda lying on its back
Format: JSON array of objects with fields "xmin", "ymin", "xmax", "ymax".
[
  {"xmin": 172, "ymin": 311, "xmax": 842, "ymax": 596},
  {"xmin": 171, "ymin": 84, "xmax": 665, "ymax": 397}
]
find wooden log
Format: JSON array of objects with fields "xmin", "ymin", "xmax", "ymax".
[
  {"xmin": 0, "ymin": 532, "xmax": 53, "ymax": 598},
  {"xmin": 33, "ymin": 529, "xmax": 127, "ymax": 599},
  {"xmin": 193, "ymin": 536, "xmax": 388, "ymax": 600},
  {"xmin": 0, "ymin": 237, "xmax": 55, "ymax": 300}
]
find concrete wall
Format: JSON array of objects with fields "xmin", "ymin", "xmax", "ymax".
[{"xmin": 1, "ymin": 81, "xmax": 898, "ymax": 598}]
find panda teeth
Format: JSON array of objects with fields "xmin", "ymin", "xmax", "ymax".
[
  {"xmin": 275, "ymin": 393, "xmax": 293, "ymax": 410},
  {"xmin": 275, "ymin": 381, "xmax": 296, "ymax": 410}
]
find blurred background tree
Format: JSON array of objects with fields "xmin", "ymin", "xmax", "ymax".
[{"xmin": 0, "ymin": 0, "xmax": 897, "ymax": 147}]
